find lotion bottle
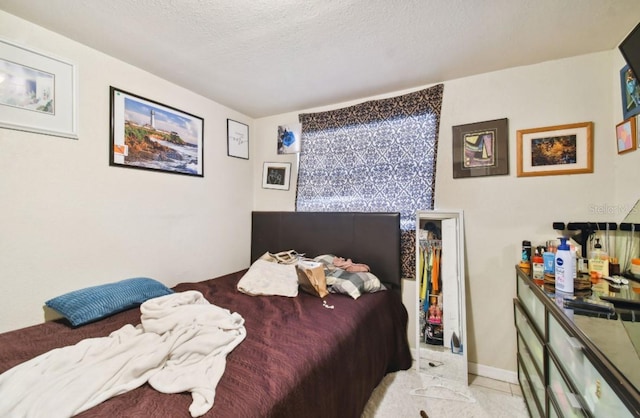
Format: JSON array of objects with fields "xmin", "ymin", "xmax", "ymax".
[
  {"xmin": 589, "ymin": 238, "xmax": 609, "ymax": 279},
  {"xmin": 555, "ymin": 237, "xmax": 574, "ymax": 293}
]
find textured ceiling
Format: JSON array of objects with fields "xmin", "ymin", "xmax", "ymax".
[{"xmin": 1, "ymin": 0, "xmax": 639, "ymax": 118}]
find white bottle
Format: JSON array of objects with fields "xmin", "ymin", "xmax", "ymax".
[{"xmin": 555, "ymin": 237, "xmax": 574, "ymax": 293}]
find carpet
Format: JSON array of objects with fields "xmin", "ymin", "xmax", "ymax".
[{"xmin": 361, "ymin": 368, "xmax": 529, "ymax": 418}]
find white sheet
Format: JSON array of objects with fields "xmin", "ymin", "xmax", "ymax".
[
  {"xmin": 0, "ymin": 291, "xmax": 246, "ymax": 418},
  {"xmin": 236, "ymin": 259, "xmax": 299, "ymax": 297}
]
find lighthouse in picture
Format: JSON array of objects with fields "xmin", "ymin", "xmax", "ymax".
[{"xmin": 150, "ymin": 109, "xmax": 155, "ymax": 129}]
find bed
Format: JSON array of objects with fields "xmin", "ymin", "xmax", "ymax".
[{"xmin": 0, "ymin": 211, "xmax": 412, "ymax": 418}]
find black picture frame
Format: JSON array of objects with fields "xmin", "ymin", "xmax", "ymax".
[
  {"xmin": 452, "ymin": 118, "xmax": 509, "ymax": 178},
  {"xmin": 227, "ymin": 119, "xmax": 249, "ymax": 160},
  {"xmin": 620, "ymin": 65, "xmax": 640, "ymax": 121},
  {"xmin": 109, "ymin": 87, "xmax": 204, "ymax": 177}
]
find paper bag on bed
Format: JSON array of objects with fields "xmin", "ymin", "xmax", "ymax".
[{"xmin": 296, "ymin": 261, "xmax": 329, "ymax": 298}]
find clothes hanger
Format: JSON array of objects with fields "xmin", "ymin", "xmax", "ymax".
[
  {"xmin": 409, "ymin": 385, "xmax": 476, "ymax": 403},
  {"xmin": 409, "ymin": 375, "xmax": 476, "ymax": 403}
]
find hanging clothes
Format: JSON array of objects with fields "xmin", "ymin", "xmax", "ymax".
[
  {"xmin": 431, "ymin": 247, "xmax": 440, "ymax": 294},
  {"xmin": 420, "ymin": 246, "xmax": 428, "ymax": 300},
  {"xmin": 419, "ymin": 239, "xmax": 441, "ymax": 312}
]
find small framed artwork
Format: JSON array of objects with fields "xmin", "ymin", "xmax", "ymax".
[
  {"xmin": 616, "ymin": 117, "xmax": 637, "ymax": 154},
  {"xmin": 517, "ymin": 122, "xmax": 593, "ymax": 177},
  {"xmin": 452, "ymin": 118, "xmax": 508, "ymax": 178},
  {"xmin": 227, "ymin": 119, "xmax": 249, "ymax": 159},
  {"xmin": 262, "ymin": 162, "xmax": 291, "ymax": 190},
  {"xmin": 620, "ymin": 65, "xmax": 640, "ymax": 120},
  {"xmin": 638, "ymin": 115, "xmax": 640, "ymax": 148},
  {"xmin": 277, "ymin": 123, "xmax": 301, "ymax": 154},
  {"xmin": 0, "ymin": 39, "xmax": 77, "ymax": 139},
  {"xmin": 110, "ymin": 87, "xmax": 204, "ymax": 177}
]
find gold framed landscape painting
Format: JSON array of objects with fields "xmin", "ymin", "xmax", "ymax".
[{"xmin": 517, "ymin": 122, "xmax": 593, "ymax": 177}]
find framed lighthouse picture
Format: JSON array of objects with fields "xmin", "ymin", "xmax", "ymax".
[{"xmin": 109, "ymin": 86, "xmax": 204, "ymax": 177}]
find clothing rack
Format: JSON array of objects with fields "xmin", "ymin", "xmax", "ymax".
[
  {"xmin": 418, "ymin": 238, "xmax": 443, "ymax": 345},
  {"xmin": 552, "ymin": 222, "xmax": 640, "ymax": 257}
]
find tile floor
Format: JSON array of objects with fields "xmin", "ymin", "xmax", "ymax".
[{"xmin": 362, "ymin": 354, "xmax": 529, "ymax": 417}]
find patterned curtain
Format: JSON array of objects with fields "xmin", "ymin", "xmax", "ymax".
[{"xmin": 296, "ymin": 84, "xmax": 444, "ymax": 278}]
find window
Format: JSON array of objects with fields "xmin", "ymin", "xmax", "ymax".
[{"xmin": 296, "ymin": 84, "xmax": 444, "ymax": 278}]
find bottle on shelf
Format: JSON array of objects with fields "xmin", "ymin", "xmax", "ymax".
[
  {"xmin": 520, "ymin": 240, "xmax": 532, "ymax": 273},
  {"xmin": 589, "ymin": 238, "xmax": 609, "ymax": 279},
  {"xmin": 532, "ymin": 248, "xmax": 544, "ymax": 285},
  {"xmin": 555, "ymin": 237, "xmax": 574, "ymax": 293}
]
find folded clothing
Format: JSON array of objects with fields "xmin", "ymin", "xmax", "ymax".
[
  {"xmin": 237, "ymin": 259, "xmax": 298, "ymax": 297},
  {"xmin": 332, "ymin": 256, "xmax": 370, "ymax": 273}
]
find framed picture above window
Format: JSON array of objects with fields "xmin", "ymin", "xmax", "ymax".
[
  {"xmin": 452, "ymin": 118, "xmax": 509, "ymax": 178},
  {"xmin": 0, "ymin": 39, "xmax": 77, "ymax": 139},
  {"xmin": 262, "ymin": 162, "xmax": 291, "ymax": 190},
  {"xmin": 517, "ymin": 122, "xmax": 593, "ymax": 177}
]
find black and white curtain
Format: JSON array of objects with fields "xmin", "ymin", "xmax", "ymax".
[{"xmin": 295, "ymin": 84, "xmax": 444, "ymax": 278}]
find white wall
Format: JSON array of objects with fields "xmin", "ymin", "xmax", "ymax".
[
  {"xmin": 0, "ymin": 11, "xmax": 254, "ymax": 333},
  {"xmin": 252, "ymin": 50, "xmax": 640, "ymax": 378}
]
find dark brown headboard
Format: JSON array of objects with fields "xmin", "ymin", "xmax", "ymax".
[{"xmin": 251, "ymin": 211, "xmax": 401, "ymax": 289}]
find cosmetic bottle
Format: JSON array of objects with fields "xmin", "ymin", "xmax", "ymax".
[
  {"xmin": 555, "ymin": 237, "xmax": 574, "ymax": 293},
  {"xmin": 520, "ymin": 240, "xmax": 531, "ymax": 273},
  {"xmin": 543, "ymin": 250, "xmax": 555, "ymax": 275},
  {"xmin": 532, "ymin": 248, "xmax": 544, "ymax": 285},
  {"xmin": 589, "ymin": 238, "xmax": 609, "ymax": 279}
]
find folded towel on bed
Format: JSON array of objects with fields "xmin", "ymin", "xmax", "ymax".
[
  {"xmin": 236, "ymin": 258, "xmax": 299, "ymax": 297},
  {"xmin": 0, "ymin": 291, "xmax": 246, "ymax": 418}
]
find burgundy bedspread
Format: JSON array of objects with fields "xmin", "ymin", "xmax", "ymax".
[{"xmin": 0, "ymin": 271, "xmax": 412, "ymax": 418}]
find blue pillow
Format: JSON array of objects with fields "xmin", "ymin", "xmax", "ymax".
[{"xmin": 45, "ymin": 277, "xmax": 173, "ymax": 327}]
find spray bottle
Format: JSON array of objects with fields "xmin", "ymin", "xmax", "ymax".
[{"xmin": 555, "ymin": 237, "xmax": 574, "ymax": 293}]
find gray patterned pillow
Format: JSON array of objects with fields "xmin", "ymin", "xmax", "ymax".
[{"xmin": 314, "ymin": 255, "xmax": 386, "ymax": 299}]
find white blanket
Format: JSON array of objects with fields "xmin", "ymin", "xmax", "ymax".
[
  {"xmin": 0, "ymin": 291, "xmax": 246, "ymax": 418},
  {"xmin": 236, "ymin": 259, "xmax": 299, "ymax": 297}
]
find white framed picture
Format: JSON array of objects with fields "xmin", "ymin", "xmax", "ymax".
[
  {"xmin": 262, "ymin": 162, "xmax": 291, "ymax": 190},
  {"xmin": 0, "ymin": 38, "xmax": 77, "ymax": 139},
  {"xmin": 277, "ymin": 123, "xmax": 301, "ymax": 154}
]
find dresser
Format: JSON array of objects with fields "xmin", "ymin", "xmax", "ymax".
[{"xmin": 514, "ymin": 266, "xmax": 640, "ymax": 417}]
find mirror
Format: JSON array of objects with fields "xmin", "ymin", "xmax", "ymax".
[
  {"xmin": 622, "ymin": 199, "xmax": 640, "ymax": 224},
  {"xmin": 615, "ymin": 198, "xmax": 640, "ymax": 273},
  {"xmin": 415, "ymin": 210, "xmax": 468, "ymax": 384}
]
